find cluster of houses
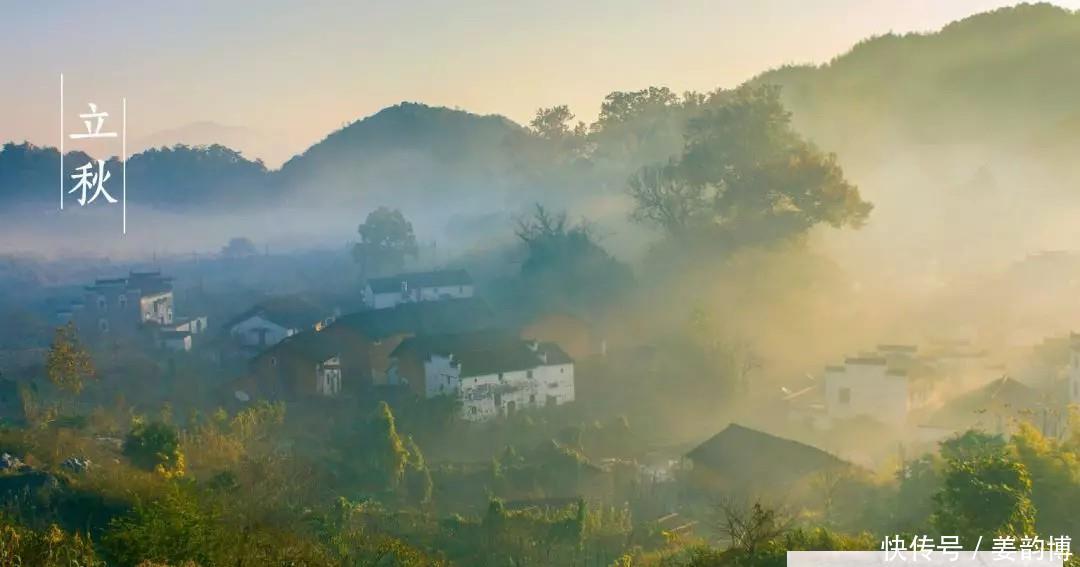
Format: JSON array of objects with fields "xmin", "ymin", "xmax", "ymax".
[
  {"xmin": 684, "ymin": 333, "xmax": 1080, "ymax": 495},
  {"xmin": 779, "ymin": 335, "xmax": 1080, "ymax": 447},
  {"xmin": 49, "ymin": 267, "xmax": 579, "ymax": 422},
  {"xmin": 222, "ymin": 269, "xmax": 577, "ymax": 422},
  {"xmin": 56, "ymin": 271, "xmax": 208, "ymax": 352}
]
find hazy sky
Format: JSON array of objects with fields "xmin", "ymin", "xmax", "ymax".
[{"xmin": 3, "ymin": 0, "xmax": 1078, "ymax": 166}]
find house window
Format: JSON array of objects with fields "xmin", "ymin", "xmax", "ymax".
[
  {"xmin": 498, "ymin": 372, "xmax": 504, "ymax": 381},
  {"xmin": 269, "ymin": 356, "xmax": 278, "ymax": 368},
  {"xmin": 97, "ymin": 296, "xmax": 107, "ymax": 310},
  {"xmin": 98, "ymin": 318, "xmax": 109, "ymax": 332},
  {"xmin": 529, "ymin": 394, "xmax": 536, "ymax": 405},
  {"xmin": 118, "ymin": 295, "xmax": 127, "ymax": 308},
  {"xmin": 526, "ymin": 370, "xmax": 534, "ymax": 379},
  {"xmin": 838, "ymin": 387, "xmax": 851, "ymax": 404}
]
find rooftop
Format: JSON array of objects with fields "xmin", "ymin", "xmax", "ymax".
[
  {"xmin": 393, "ymin": 331, "xmax": 573, "ymax": 377},
  {"xmin": 331, "ymin": 297, "xmax": 495, "ymax": 339},
  {"xmin": 256, "ymin": 330, "xmax": 338, "ymax": 365},
  {"xmin": 225, "ymin": 295, "xmax": 328, "ymax": 331},
  {"xmin": 86, "ymin": 271, "xmax": 173, "ymax": 297},
  {"xmin": 686, "ymin": 424, "xmax": 850, "ymax": 485}
]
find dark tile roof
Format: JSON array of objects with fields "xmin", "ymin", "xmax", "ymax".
[
  {"xmin": 225, "ymin": 296, "xmax": 328, "ymax": 330},
  {"xmin": 539, "ymin": 342, "xmax": 573, "ymax": 365},
  {"xmin": 392, "ymin": 332, "xmax": 571, "ymax": 377},
  {"xmin": 256, "ymin": 330, "xmax": 338, "ymax": 365},
  {"xmin": 87, "ymin": 271, "xmax": 173, "ymax": 297},
  {"xmin": 391, "ymin": 329, "xmax": 520, "ymax": 359},
  {"xmin": 367, "ymin": 269, "xmax": 472, "ymax": 294},
  {"xmin": 455, "ymin": 344, "xmax": 546, "ymax": 378},
  {"xmin": 331, "ymin": 297, "xmax": 495, "ymax": 340},
  {"xmin": 686, "ymin": 424, "xmax": 849, "ymax": 485},
  {"xmin": 922, "ymin": 376, "xmax": 1043, "ymax": 430}
]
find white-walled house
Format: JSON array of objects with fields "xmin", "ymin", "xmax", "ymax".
[
  {"xmin": 364, "ymin": 270, "xmax": 474, "ymax": 310},
  {"xmin": 824, "ymin": 356, "xmax": 910, "ymax": 427},
  {"xmin": 226, "ymin": 296, "xmax": 333, "ymax": 350},
  {"xmin": 390, "ymin": 332, "xmax": 574, "ymax": 422}
]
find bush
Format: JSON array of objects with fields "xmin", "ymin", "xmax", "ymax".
[{"xmin": 123, "ymin": 421, "xmax": 185, "ymax": 477}]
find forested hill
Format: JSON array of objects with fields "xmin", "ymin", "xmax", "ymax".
[
  {"xmin": 752, "ymin": 2, "xmax": 1080, "ymax": 155},
  {"xmin": 272, "ymin": 102, "xmax": 558, "ymax": 209},
  {"xmin": 0, "ymin": 103, "xmax": 556, "ymax": 211},
  {"xmin": 3, "ymin": 3, "xmax": 1080, "ymax": 214}
]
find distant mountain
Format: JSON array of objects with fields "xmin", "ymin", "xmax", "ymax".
[
  {"xmin": 0, "ymin": 142, "xmax": 271, "ymax": 210},
  {"xmin": 753, "ymin": 2, "xmax": 1080, "ymax": 157},
  {"xmin": 273, "ymin": 102, "xmax": 555, "ymax": 209},
  {"xmin": 0, "ymin": 103, "xmax": 565, "ymax": 213},
  {"xmin": 5, "ymin": 3, "xmax": 1080, "ymax": 263},
  {"xmin": 740, "ymin": 3, "xmax": 1080, "ymax": 274}
]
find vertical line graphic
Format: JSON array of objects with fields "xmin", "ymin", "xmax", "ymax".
[
  {"xmin": 59, "ymin": 74, "xmax": 64, "ymax": 210},
  {"xmin": 123, "ymin": 97, "xmax": 127, "ymax": 235}
]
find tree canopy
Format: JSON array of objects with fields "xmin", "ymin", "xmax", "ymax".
[
  {"xmin": 628, "ymin": 85, "xmax": 872, "ymax": 252},
  {"xmin": 353, "ymin": 207, "xmax": 419, "ymax": 277},
  {"xmin": 514, "ymin": 204, "xmax": 633, "ymax": 315}
]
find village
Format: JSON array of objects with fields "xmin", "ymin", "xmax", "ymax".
[
  {"xmin": 2, "ymin": 2, "xmax": 1080, "ymax": 562},
  {"xmin": 7, "ymin": 249, "xmax": 1079, "ymax": 508}
]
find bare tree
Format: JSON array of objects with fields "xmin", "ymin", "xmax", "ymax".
[{"xmin": 716, "ymin": 498, "xmax": 790, "ymax": 554}]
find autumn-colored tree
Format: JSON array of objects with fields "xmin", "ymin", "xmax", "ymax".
[
  {"xmin": 123, "ymin": 419, "xmax": 186, "ymax": 477},
  {"xmin": 45, "ymin": 323, "xmax": 95, "ymax": 396}
]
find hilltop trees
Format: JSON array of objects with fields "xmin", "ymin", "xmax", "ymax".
[
  {"xmin": 530, "ymin": 105, "xmax": 580, "ymax": 141},
  {"xmin": 353, "ymin": 207, "xmax": 419, "ymax": 277}
]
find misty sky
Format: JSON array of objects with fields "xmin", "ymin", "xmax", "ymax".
[{"xmin": 3, "ymin": 0, "xmax": 1078, "ymax": 166}]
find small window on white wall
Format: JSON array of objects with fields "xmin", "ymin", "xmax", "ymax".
[
  {"xmin": 98, "ymin": 318, "xmax": 109, "ymax": 332},
  {"xmin": 118, "ymin": 295, "xmax": 127, "ymax": 308}
]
